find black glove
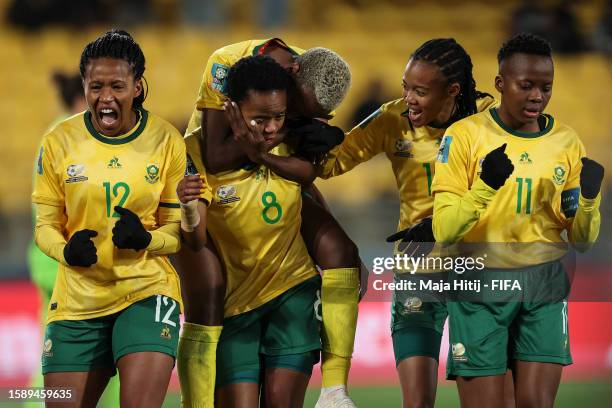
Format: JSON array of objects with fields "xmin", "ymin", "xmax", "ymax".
[
  {"xmin": 64, "ymin": 229, "xmax": 98, "ymax": 267},
  {"xmin": 386, "ymin": 217, "xmax": 435, "ymax": 255},
  {"xmin": 287, "ymin": 117, "xmax": 345, "ymax": 155},
  {"xmin": 480, "ymin": 143, "xmax": 514, "ymax": 190},
  {"xmin": 580, "ymin": 157, "xmax": 604, "ymax": 199},
  {"xmin": 112, "ymin": 206, "xmax": 152, "ymax": 251}
]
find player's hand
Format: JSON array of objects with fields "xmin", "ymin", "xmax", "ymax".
[
  {"xmin": 287, "ymin": 117, "xmax": 345, "ymax": 155},
  {"xmin": 64, "ymin": 229, "xmax": 98, "ymax": 267},
  {"xmin": 580, "ymin": 158, "xmax": 604, "ymax": 199},
  {"xmin": 480, "ymin": 143, "xmax": 514, "ymax": 190},
  {"xmin": 224, "ymin": 101, "xmax": 267, "ymax": 163},
  {"xmin": 112, "ymin": 206, "xmax": 152, "ymax": 251},
  {"xmin": 177, "ymin": 175, "xmax": 206, "ymax": 204},
  {"xmin": 386, "ymin": 217, "xmax": 435, "ymax": 256}
]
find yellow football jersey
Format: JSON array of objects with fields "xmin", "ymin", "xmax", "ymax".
[
  {"xmin": 32, "ymin": 109, "xmax": 185, "ymax": 322},
  {"xmin": 432, "ymin": 108, "xmax": 586, "ymax": 267},
  {"xmin": 185, "ymin": 135, "xmax": 317, "ymax": 317},
  {"xmin": 321, "ymin": 96, "xmax": 497, "ymax": 232},
  {"xmin": 185, "ymin": 39, "xmax": 303, "ymax": 135}
]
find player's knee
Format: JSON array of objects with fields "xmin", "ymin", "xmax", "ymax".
[
  {"xmin": 402, "ymin": 393, "xmax": 435, "ymax": 408},
  {"xmin": 516, "ymin": 392, "xmax": 555, "ymax": 408},
  {"xmin": 264, "ymin": 384, "xmax": 296, "ymax": 408},
  {"xmin": 316, "ymin": 234, "xmax": 359, "ymax": 269}
]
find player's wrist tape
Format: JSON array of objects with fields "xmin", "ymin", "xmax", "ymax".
[{"xmin": 180, "ymin": 200, "xmax": 200, "ymax": 232}]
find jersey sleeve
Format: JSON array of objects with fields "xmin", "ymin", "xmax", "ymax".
[
  {"xmin": 431, "ymin": 122, "xmax": 473, "ymax": 196},
  {"xmin": 559, "ymin": 137, "xmax": 586, "ymax": 220},
  {"xmin": 32, "ymin": 134, "xmax": 64, "ymax": 207},
  {"xmin": 158, "ymin": 132, "xmax": 187, "ymax": 224},
  {"xmin": 195, "ymin": 50, "xmax": 233, "ymax": 111},
  {"xmin": 320, "ymin": 107, "xmax": 386, "ymax": 179}
]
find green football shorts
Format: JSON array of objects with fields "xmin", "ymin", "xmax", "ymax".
[
  {"xmin": 391, "ymin": 272, "xmax": 448, "ymax": 365},
  {"xmin": 42, "ymin": 295, "xmax": 180, "ymax": 374},
  {"xmin": 446, "ymin": 260, "xmax": 572, "ymax": 378},
  {"xmin": 216, "ymin": 276, "xmax": 322, "ymax": 387}
]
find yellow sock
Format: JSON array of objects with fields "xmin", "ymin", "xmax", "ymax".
[
  {"xmin": 177, "ymin": 323, "xmax": 222, "ymax": 408},
  {"xmin": 320, "ymin": 267, "xmax": 360, "ymax": 387}
]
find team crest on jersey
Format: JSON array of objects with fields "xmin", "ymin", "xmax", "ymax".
[
  {"xmin": 42, "ymin": 339, "xmax": 53, "ymax": 358},
  {"xmin": 394, "ymin": 139, "xmax": 413, "ymax": 158},
  {"xmin": 552, "ymin": 165, "xmax": 566, "ymax": 185},
  {"xmin": 37, "ymin": 146, "xmax": 44, "ymax": 175},
  {"xmin": 400, "ymin": 296, "xmax": 423, "ymax": 315},
  {"xmin": 211, "ymin": 63, "xmax": 229, "ymax": 94},
  {"xmin": 519, "ymin": 152, "xmax": 533, "ymax": 164},
  {"xmin": 65, "ymin": 164, "xmax": 88, "ymax": 183},
  {"xmin": 452, "ymin": 343, "xmax": 468, "ymax": 362},
  {"xmin": 160, "ymin": 326, "xmax": 171, "ymax": 340},
  {"xmin": 216, "ymin": 184, "xmax": 240, "ymax": 205},
  {"xmin": 107, "ymin": 156, "xmax": 122, "ymax": 169},
  {"xmin": 145, "ymin": 164, "xmax": 160, "ymax": 184},
  {"xmin": 255, "ymin": 167, "xmax": 266, "ymax": 181}
]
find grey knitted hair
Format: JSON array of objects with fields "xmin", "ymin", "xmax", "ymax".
[{"xmin": 296, "ymin": 47, "xmax": 351, "ymax": 113}]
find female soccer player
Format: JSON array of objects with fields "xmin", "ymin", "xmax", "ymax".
[
  {"xmin": 320, "ymin": 38, "xmax": 496, "ymax": 407},
  {"xmin": 432, "ymin": 33, "xmax": 604, "ymax": 407},
  {"xmin": 32, "ymin": 30, "xmax": 185, "ymax": 408},
  {"xmin": 178, "ymin": 55, "xmax": 322, "ymax": 407},
  {"xmin": 176, "ymin": 39, "xmax": 360, "ymax": 408}
]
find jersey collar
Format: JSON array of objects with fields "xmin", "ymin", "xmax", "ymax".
[
  {"xmin": 489, "ymin": 108, "xmax": 554, "ymax": 138},
  {"xmin": 253, "ymin": 38, "xmax": 299, "ymax": 56},
  {"xmin": 84, "ymin": 107, "xmax": 148, "ymax": 145}
]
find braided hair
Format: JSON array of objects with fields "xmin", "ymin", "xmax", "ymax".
[
  {"xmin": 411, "ymin": 38, "xmax": 490, "ymax": 125},
  {"xmin": 79, "ymin": 29, "xmax": 146, "ymax": 108}
]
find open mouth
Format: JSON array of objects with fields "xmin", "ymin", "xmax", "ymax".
[
  {"xmin": 408, "ymin": 108, "xmax": 424, "ymax": 123},
  {"xmin": 523, "ymin": 107, "xmax": 540, "ymax": 119},
  {"xmin": 98, "ymin": 107, "xmax": 119, "ymax": 128}
]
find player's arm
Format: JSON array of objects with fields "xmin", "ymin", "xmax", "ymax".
[
  {"xmin": 178, "ymin": 174, "xmax": 211, "ymax": 251},
  {"xmin": 567, "ymin": 157, "xmax": 604, "ymax": 252},
  {"xmin": 32, "ymin": 136, "xmax": 98, "ymax": 267},
  {"xmin": 319, "ymin": 107, "xmax": 386, "ymax": 179},
  {"xmin": 202, "ymin": 107, "xmax": 252, "ymax": 173},
  {"xmin": 224, "ymin": 101, "xmax": 320, "ymax": 184},
  {"xmin": 432, "ymin": 135, "xmax": 514, "ymax": 244}
]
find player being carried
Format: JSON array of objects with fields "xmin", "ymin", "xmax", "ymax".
[{"xmin": 175, "ymin": 39, "xmax": 361, "ymax": 408}]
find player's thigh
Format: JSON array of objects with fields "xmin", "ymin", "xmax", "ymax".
[
  {"xmin": 171, "ymin": 235, "xmax": 225, "ymax": 325},
  {"xmin": 445, "ymin": 300, "xmax": 518, "ymax": 379},
  {"xmin": 42, "ymin": 317, "xmax": 115, "ymax": 408},
  {"xmin": 511, "ymin": 263, "xmax": 572, "ymax": 367},
  {"xmin": 44, "ymin": 370, "xmax": 112, "ymax": 408},
  {"xmin": 116, "ymin": 352, "xmax": 174, "ymax": 408},
  {"xmin": 42, "ymin": 317, "xmax": 115, "ymax": 378},
  {"xmin": 512, "ymin": 360, "xmax": 562, "ymax": 408},
  {"xmin": 456, "ymin": 375, "xmax": 506, "ymax": 408},
  {"xmin": 299, "ymin": 192, "xmax": 358, "ymax": 268},
  {"xmin": 215, "ymin": 307, "xmax": 264, "ymax": 390},
  {"xmin": 396, "ymin": 356, "xmax": 438, "ymax": 408},
  {"xmin": 263, "ymin": 366, "xmax": 312, "ymax": 408},
  {"xmin": 215, "ymin": 382, "xmax": 260, "ymax": 408},
  {"xmin": 113, "ymin": 296, "xmax": 180, "ymax": 407},
  {"xmin": 261, "ymin": 276, "xmax": 322, "ymax": 359}
]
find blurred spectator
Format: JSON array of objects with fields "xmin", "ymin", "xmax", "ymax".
[
  {"xmin": 548, "ymin": 0, "xmax": 588, "ymax": 54},
  {"xmin": 593, "ymin": 0, "xmax": 612, "ymax": 58},
  {"xmin": 350, "ymin": 79, "xmax": 386, "ymax": 128},
  {"xmin": 510, "ymin": 0, "xmax": 550, "ymax": 39},
  {"xmin": 6, "ymin": 0, "xmax": 110, "ymax": 31}
]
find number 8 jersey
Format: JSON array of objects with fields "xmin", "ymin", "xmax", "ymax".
[
  {"xmin": 32, "ymin": 109, "xmax": 185, "ymax": 322},
  {"xmin": 185, "ymin": 134, "xmax": 317, "ymax": 318}
]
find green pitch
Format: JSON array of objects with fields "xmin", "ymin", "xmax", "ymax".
[{"xmin": 163, "ymin": 380, "xmax": 612, "ymax": 407}]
